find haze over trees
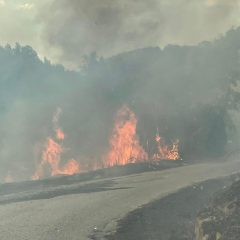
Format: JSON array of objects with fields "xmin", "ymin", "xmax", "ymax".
[{"xmin": 1, "ymin": 28, "xmax": 240, "ymax": 180}]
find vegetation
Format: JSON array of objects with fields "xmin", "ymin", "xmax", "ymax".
[{"xmin": 1, "ymin": 28, "xmax": 240, "ymax": 179}]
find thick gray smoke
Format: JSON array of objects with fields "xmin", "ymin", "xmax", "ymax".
[
  {"xmin": 0, "ymin": 28, "xmax": 240, "ymax": 181},
  {"xmin": 36, "ymin": 0, "xmax": 240, "ymax": 68}
]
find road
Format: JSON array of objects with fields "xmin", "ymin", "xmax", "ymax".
[{"xmin": 0, "ymin": 159, "xmax": 240, "ymax": 240}]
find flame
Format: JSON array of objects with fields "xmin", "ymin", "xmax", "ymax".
[
  {"xmin": 56, "ymin": 128, "xmax": 65, "ymax": 140},
  {"xmin": 53, "ymin": 108, "xmax": 65, "ymax": 141},
  {"xmin": 43, "ymin": 138, "xmax": 63, "ymax": 176},
  {"xmin": 31, "ymin": 106, "xmax": 180, "ymax": 180},
  {"xmin": 32, "ymin": 108, "xmax": 80, "ymax": 180},
  {"xmin": 32, "ymin": 138, "xmax": 63, "ymax": 179},
  {"xmin": 60, "ymin": 159, "xmax": 80, "ymax": 175},
  {"xmin": 104, "ymin": 105, "xmax": 148, "ymax": 167},
  {"xmin": 153, "ymin": 133, "xmax": 180, "ymax": 160}
]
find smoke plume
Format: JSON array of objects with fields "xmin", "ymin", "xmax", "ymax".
[
  {"xmin": 0, "ymin": 27, "xmax": 240, "ymax": 181},
  {"xmin": 36, "ymin": 0, "xmax": 240, "ymax": 68}
]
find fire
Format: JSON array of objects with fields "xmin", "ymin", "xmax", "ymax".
[
  {"xmin": 53, "ymin": 108, "xmax": 65, "ymax": 141},
  {"xmin": 153, "ymin": 133, "xmax": 180, "ymax": 160},
  {"xmin": 43, "ymin": 138, "xmax": 63, "ymax": 176},
  {"xmin": 56, "ymin": 128, "xmax": 65, "ymax": 140},
  {"xmin": 104, "ymin": 105, "xmax": 148, "ymax": 167},
  {"xmin": 104, "ymin": 105, "xmax": 180, "ymax": 167},
  {"xmin": 32, "ymin": 108, "xmax": 80, "ymax": 180},
  {"xmin": 60, "ymin": 159, "xmax": 80, "ymax": 175},
  {"xmin": 32, "ymin": 105, "xmax": 180, "ymax": 181}
]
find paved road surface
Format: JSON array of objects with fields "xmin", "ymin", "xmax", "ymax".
[{"xmin": 0, "ymin": 159, "xmax": 240, "ymax": 240}]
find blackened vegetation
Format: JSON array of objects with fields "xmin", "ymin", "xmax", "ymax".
[
  {"xmin": 1, "ymin": 28, "xmax": 240, "ymax": 179},
  {"xmin": 196, "ymin": 177, "xmax": 240, "ymax": 240},
  {"xmin": 105, "ymin": 177, "xmax": 235, "ymax": 240}
]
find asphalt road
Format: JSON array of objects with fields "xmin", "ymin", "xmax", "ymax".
[{"xmin": 0, "ymin": 159, "xmax": 240, "ymax": 240}]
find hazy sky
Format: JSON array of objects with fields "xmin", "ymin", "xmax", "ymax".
[{"xmin": 1, "ymin": 0, "xmax": 240, "ymax": 69}]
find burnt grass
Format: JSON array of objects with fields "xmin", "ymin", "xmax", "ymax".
[{"xmin": 105, "ymin": 175, "xmax": 239, "ymax": 240}]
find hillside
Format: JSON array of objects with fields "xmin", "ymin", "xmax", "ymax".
[{"xmin": 1, "ymin": 28, "xmax": 240, "ymax": 180}]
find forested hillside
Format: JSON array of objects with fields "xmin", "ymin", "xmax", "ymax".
[{"xmin": 1, "ymin": 28, "xmax": 240, "ymax": 180}]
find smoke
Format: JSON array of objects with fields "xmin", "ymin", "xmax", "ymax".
[
  {"xmin": 0, "ymin": 0, "xmax": 240, "ymax": 68},
  {"xmin": 1, "ymin": 26, "xmax": 240, "ymax": 181},
  {"xmin": 36, "ymin": 0, "xmax": 240, "ymax": 68}
]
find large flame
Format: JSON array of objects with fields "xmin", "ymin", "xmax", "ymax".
[
  {"xmin": 31, "ymin": 106, "xmax": 180, "ymax": 181},
  {"xmin": 104, "ymin": 106, "xmax": 180, "ymax": 167},
  {"xmin": 104, "ymin": 105, "xmax": 148, "ymax": 167},
  {"xmin": 42, "ymin": 138, "xmax": 63, "ymax": 176},
  {"xmin": 32, "ymin": 108, "xmax": 80, "ymax": 180}
]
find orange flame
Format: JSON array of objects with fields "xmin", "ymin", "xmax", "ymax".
[
  {"xmin": 43, "ymin": 138, "xmax": 63, "ymax": 176},
  {"xmin": 56, "ymin": 128, "xmax": 65, "ymax": 140},
  {"xmin": 104, "ymin": 105, "xmax": 148, "ymax": 167},
  {"xmin": 153, "ymin": 133, "xmax": 180, "ymax": 160},
  {"xmin": 32, "ymin": 108, "xmax": 80, "ymax": 180},
  {"xmin": 60, "ymin": 159, "xmax": 80, "ymax": 175},
  {"xmin": 32, "ymin": 138, "xmax": 63, "ymax": 179},
  {"xmin": 32, "ymin": 106, "xmax": 180, "ymax": 180}
]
